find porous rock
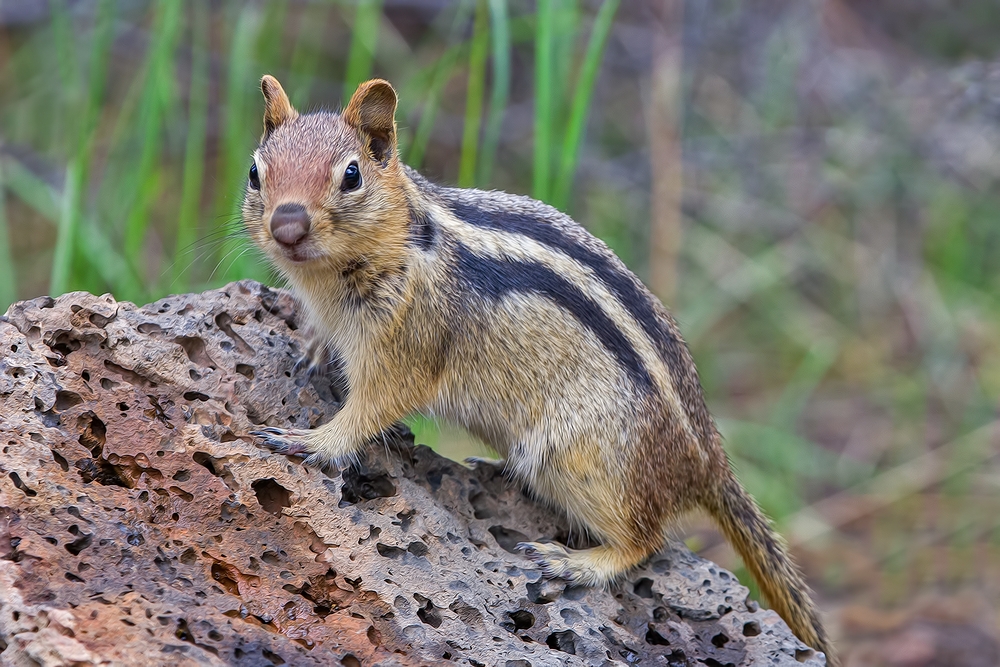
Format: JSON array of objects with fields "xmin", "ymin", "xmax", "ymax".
[{"xmin": 0, "ymin": 281, "xmax": 824, "ymax": 666}]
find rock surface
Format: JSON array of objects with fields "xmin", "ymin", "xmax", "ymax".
[{"xmin": 0, "ymin": 281, "xmax": 824, "ymax": 667}]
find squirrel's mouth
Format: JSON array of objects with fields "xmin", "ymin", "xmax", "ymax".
[{"xmin": 271, "ymin": 240, "xmax": 322, "ymax": 265}]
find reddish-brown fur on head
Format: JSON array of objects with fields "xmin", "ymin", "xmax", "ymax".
[{"xmin": 242, "ymin": 76, "xmax": 411, "ymax": 274}]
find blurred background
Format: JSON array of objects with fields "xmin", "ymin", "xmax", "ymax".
[{"xmin": 1, "ymin": 1, "xmax": 999, "ymax": 664}]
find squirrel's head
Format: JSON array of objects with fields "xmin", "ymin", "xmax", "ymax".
[{"xmin": 242, "ymin": 75, "xmax": 410, "ymax": 272}]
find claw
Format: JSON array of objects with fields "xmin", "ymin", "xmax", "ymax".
[
  {"xmin": 292, "ymin": 355, "xmax": 310, "ymax": 375},
  {"xmin": 515, "ymin": 542, "xmax": 537, "ymax": 556},
  {"xmin": 250, "ymin": 428, "xmax": 311, "ymax": 457}
]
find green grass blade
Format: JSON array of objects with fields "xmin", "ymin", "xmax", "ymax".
[
  {"xmin": 406, "ymin": 42, "xmax": 465, "ymax": 170},
  {"xmin": 0, "ymin": 159, "xmax": 16, "ymax": 310},
  {"xmin": 458, "ymin": 0, "xmax": 489, "ymax": 188},
  {"xmin": 50, "ymin": 0, "xmax": 78, "ymax": 150},
  {"xmin": 122, "ymin": 0, "xmax": 182, "ymax": 266},
  {"xmin": 552, "ymin": 0, "xmax": 619, "ymax": 211},
  {"xmin": 533, "ymin": 0, "xmax": 555, "ymax": 202},
  {"xmin": 50, "ymin": 160, "xmax": 83, "ymax": 295},
  {"xmin": 404, "ymin": 2, "xmax": 473, "ymax": 168},
  {"xmin": 217, "ymin": 4, "xmax": 263, "ymax": 283},
  {"xmin": 476, "ymin": 0, "xmax": 511, "ymax": 186},
  {"xmin": 288, "ymin": 3, "xmax": 332, "ymax": 108},
  {"xmin": 342, "ymin": 0, "xmax": 384, "ymax": 104},
  {"xmin": 172, "ymin": 0, "xmax": 211, "ymax": 291},
  {"xmin": 50, "ymin": 0, "xmax": 118, "ymax": 296},
  {"xmin": 4, "ymin": 157, "xmax": 138, "ymax": 292}
]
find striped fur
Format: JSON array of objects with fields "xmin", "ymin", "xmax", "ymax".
[{"xmin": 242, "ymin": 76, "xmax": 837, "ymax": 665}]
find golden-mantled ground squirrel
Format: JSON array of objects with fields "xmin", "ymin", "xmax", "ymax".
[{"xmin": 244, "ymin": 75, "xmax": 836, "ymax": 665}]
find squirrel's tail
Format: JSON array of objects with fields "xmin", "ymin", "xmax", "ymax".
[{"xmin": 703, "ymin": 468, "xmax": 838, "ymax": 667}]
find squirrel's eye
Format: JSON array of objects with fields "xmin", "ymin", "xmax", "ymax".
[
  {"xmin": 342, "ymin": 162, "xmax": 361, "ymax": 191},
  {"xmin": 248, "ymin": 162, "xmax": 261, "ymax": 191}
]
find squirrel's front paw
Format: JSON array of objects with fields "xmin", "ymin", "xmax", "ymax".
[{"xmin": 251, "ymin": 427, "xmax": 313, "ymax": 457}]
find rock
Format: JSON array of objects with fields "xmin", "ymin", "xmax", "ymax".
[{"xmin": 0, "ymin": 281, "xmax": 824, "ymax": 666}]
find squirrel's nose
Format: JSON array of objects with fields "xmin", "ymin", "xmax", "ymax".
[{"xmin": 270, "ymin": 203, "xmax": 310, "ymax": 246}]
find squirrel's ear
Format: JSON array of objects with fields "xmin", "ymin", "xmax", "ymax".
[
  {"xmin": 261, "ymin": 75, "xmax": 298, "ymax": 139},
  {"xmin": 342, "ymin": 79, "xmax": 398, "ymax": 165}
]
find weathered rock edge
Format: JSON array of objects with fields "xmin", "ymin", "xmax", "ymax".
[{"xmin": 0, "ymin": 281, "xmax": 823, "ymax": 667}]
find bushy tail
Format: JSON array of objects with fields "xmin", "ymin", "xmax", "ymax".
[{"xmin": 704, "ymin": 470, "xmax": 838, "ymax": 666}]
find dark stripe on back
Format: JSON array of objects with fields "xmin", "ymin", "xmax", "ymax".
[
  {"xmin": 408, "ymin": 203, "xmax": 436, "ymax": 250},
  {"xmin": 452, "ymin": 242, "xmax": 652, "ymax": 390},
  {"xmin": 447, "ymin": 198, "xmax": 689, "ymax": 387}
]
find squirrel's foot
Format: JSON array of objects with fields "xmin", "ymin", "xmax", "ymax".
[
  {"xmin": 517, "ymin": 541, "xmax": 638, "ymax": 588},
  {"xmin": 251, "ymin": 427, "xmax": 313, "ymax": 458},
  {"xmin": 464, "ymin": 455, "xmax": 507, "ymax": 471},
  {"xmin": 517, "ymin": 541, "xmax": 579, "ymax": 580},
  {"xmin": 251, "ymin": 427, "xmax": 357, "ymax": 469}
]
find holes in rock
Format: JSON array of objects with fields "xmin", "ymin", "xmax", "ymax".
[
  {"xmin": 505, "ymin": 662, "xmax": 531, "ymax": 667},
  {"xmin": 488, "ymin": 526, "xmax": 528, "ymax": 554},
  {"xmin": 64, "ymin": 528, "xmax": 93, "ymax": 556},
  {"xmin": 55, "ymin": 390, "xmax": 83, "ymax": 412},
  {"xmin": 742, "ymin": 621, "xmax": 760, "ymax": 637},
  {"xmin": 50, "ymin": 333, "xmax": 81, "ymax": 357},
  {"xmin": 376, "ymin": 543, "xmax": 405, "ymax": 559},
  {"xmin": 172, "ymin": 470, "xmax": 190, "ymax": 482},
  {"xmin": 414, "ymin": 594, "xmax": 442, "ymax": 628},
  {"xmin": 211, "ymin": 563, "xmax": 240, "ymax": 596},
  {"xmin": 235, "ymin": 364, "xmax": 255, "ymax": 379},
  {"xmin": 795, "ymin": 649, "xmax": 815, "ymax": 663},
  {"xmin": 702, "ymin": 660, "xmax": 734, "ymax": 667},
  {"xmin": 88, "ymin": 313, "xmax": 111, "ymax": 327},
  {"xmin": 215, "ymin": 313, "xmax": 255, "ymax": 355},
  {"xmin": 252, "ymin": 478, "xmax": 291, "ymax": 516},
  {"xmin": 559, "ymin": 608, "xmax": 581, "ymax": 624},
  {"xmin": 508, "ymin": 610, "xmax": 534, "ymax": 630},
  {"xmin": 137, "ymin": 323, "xmax": 164, "ymax": 336},
  {"xmin": 366, "ymin": 625, "xmax": 381, "ymax": 646},
  {"xmin": 339, "ymin": 465, "xmax": 396, "ymax": 506},
  {"xmin": 103, "ymin": 360, "xmax": 152, "ymax": 387},
  {"xmin": 173, "ymin": 336, "xmax": 216, "ymax": 369},
  {"xmin": 394, "ymin": 509, "xmax": 415, "ymax": 531},
  {"xmin": 406, "ymin": 541, "xmax": 428, "ymax": 557},
  {"xmin": 34, "ymin": 399, "xmax": 59, "ymax": 427},
  {"xmin": 712, "ymin": 631, "xmax": 730, "ymax": 648},
  {"xmin": 469, "ymin": 491, "xmax": 495, "ymax": 519},
  {"xmin": 65, "ymin": 572, "xmax": 85, "ymax": 583},
  {"xmin": 341, "ymin": 655, "xmax": 361, "ymax": 667},
  {"xmin": 634, "ymin": 577, "xmax": 654, "ymax": 598},
  {"xmin": 193, "ymin": 452, "xmax": 224, "ymax": 478},
  {"xmin": 52, "ymin": 449, "xmax": 69, "ymax": 472},
  {"xmin": 9, "ymin": 472, "xmax": 36, "ymax": 497},
  {"xmin": 646, "ymin": 626, "xmax": 670, "ymax": 646},
  {"xmin": 545, "ymin": 630, "xmax": 578, "ymax": 655},
  {"xmin": 72, "ymin": 453, "xmax": 125, "ymax": 487},
  {"xmin": 169, "ymin": 486, "xmax": 194, "ymax": 502},
  {"xmin": 100, "ymin": 378, "xmax": 117, "ymax": 391},
  {"xmin": 77, "ymin": 412, "xmax": 107, "ymax": 456},
  {"xmin": 183, "ymin": 391, "xmax": 210, "ymax": 402}
]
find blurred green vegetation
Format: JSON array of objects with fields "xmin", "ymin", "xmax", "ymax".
[{"xmin": 2, "ymin": 0, "xmax": 1000, "ymax": 642}]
